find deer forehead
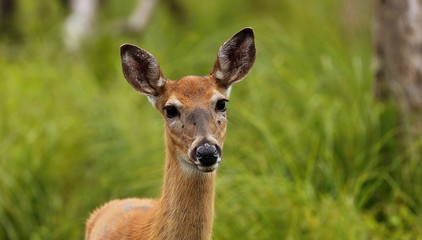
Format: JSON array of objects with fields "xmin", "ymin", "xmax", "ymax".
[{"xmin": 163, "ymin": 76, "xmax": 225, "ymax": 108}]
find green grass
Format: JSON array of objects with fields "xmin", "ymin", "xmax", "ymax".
[{"xmin": 1, "ymin": 0, "xmax": 421, "ymax": 239}]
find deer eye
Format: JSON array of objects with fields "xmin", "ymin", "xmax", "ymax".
[
  {"xmin": 163, "ymin": 106, "xmax": 179, "ymax": 118},
  {"xmin": 216, "ymin": 99, "xmax": 228, "ymax": 112}
]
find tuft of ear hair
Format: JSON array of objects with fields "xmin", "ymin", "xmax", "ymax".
[{"xmin": 211, "ymin": 27, "xmax": 256, "ymax": 88}]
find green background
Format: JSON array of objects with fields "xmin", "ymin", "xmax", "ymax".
[{"xmin": 1, "ymin": 0, "xmax": 421, "ymax": 239}]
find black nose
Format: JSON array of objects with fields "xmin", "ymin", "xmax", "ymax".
[{"xmin": 196, "ymin": 143, "xmax": 219, "ymax": 166}]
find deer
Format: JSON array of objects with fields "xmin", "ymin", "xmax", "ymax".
[{"xmin": 85, "ymin": 27, "xmax": 256, "ymax": 240}]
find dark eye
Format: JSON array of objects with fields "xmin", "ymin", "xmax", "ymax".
[
  {"xmin": 216, "ymin": 99, "xmax": 228, "ymax": 112},
  {"xmin": 164, "ymin": 106, "xmax": 179, "ymax": 118}
]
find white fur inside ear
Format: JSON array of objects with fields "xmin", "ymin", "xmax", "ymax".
[
  {"xmin": 157, "ymin": 76, "xmax": 166, "ymax": 87},
  {"xmin": 122, "ymin": 51, "xmax": 134, "ymax": 67},
  {"xmin": 225, "ymin": 86, "xmax": 232, "ymax": 97},
  {"xmin": 218, "ymin": 50, "xmax": 231, "ymax": 73},
  {"xmin": 214, "ymin": 70, "xmax": 224, "ymax": 80},
  {"xmin": 243, "ymin": 37, "xmax": 254, "ymax": 48},
  {"xmin": 147, "ymin": 96, "xmax": 157, "ymax": 106}
]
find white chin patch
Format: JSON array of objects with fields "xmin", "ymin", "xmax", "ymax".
[
  {"xmin": 197, "ymin": 163, "xmax": 219, "ymax": 173},
  {"xmin": 178, "ymin": 156, "xmax": 200, "ymax": 175},
  {"xmin": 178, "ymin": 155, "xmax": 220, "ymax": 174}
]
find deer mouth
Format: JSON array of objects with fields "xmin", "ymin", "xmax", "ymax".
[{"xmin": 195, "ymin": 161, "xmax": 221, "ymax": 172}]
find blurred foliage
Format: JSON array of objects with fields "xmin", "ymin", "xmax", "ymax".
[{"xmin": 1, "ymin": 0, "xmax": 421, "ymax": 239}]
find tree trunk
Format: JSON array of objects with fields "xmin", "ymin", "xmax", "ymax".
[
  {"xmin": 374, "ymin": 0, "xmax": 422, "ymax": 134},
  {"xmin": 0, "ymin": 0, "xmax": 15, "ymax": 32}
]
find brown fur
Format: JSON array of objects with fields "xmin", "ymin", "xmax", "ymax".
[
  {"xmin": 85, "ymin": 76, "xmax": 222, "ymax": 240},
  {"xmin": 85, "ymin": 28, "xmax": 256, "ymax": 240}
]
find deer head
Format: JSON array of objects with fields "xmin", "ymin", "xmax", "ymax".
[{"xmin": 120, "ymin": 28, "xmax": 256, "ymax": 173}]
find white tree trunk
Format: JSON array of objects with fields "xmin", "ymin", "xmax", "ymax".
[
  {"xmin": 64, "ymin": 0, "xmax": 98, "ymax": 51},
  {"xmin": 374, "ymin": 0, "xmax": 422, "ymax": 132}
]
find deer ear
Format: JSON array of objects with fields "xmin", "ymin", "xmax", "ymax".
[
  {"xmin": 121, "ymin": 44, "xmax": 166, "ymax": 97},
  {"xmin": 211, "ymin": 28, "xmax": 256, "ymax": 88}
]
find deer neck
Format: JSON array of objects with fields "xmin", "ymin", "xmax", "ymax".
[{"xmin": 152, "ymin": 142, "xmax": 216, "ymax": 240}]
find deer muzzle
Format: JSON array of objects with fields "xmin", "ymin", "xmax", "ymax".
[{"xmin": 191, "ymin": 142, "xmax": 222, "ymax": 172}]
